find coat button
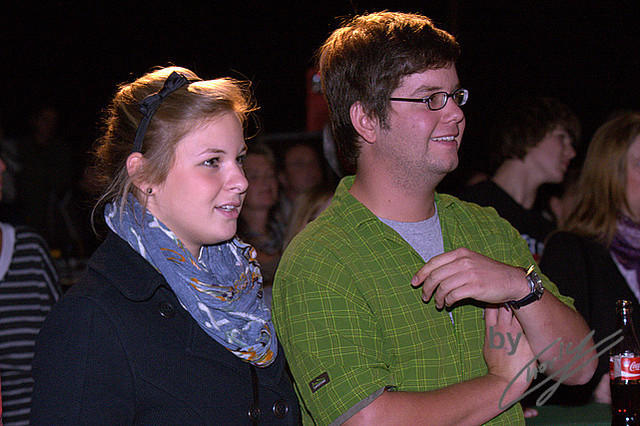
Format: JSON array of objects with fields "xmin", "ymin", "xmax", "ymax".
[
  {"xmin": 248, "ymin": 405, "xmax": 261, "ymax": 420},
  {"xmin": 272, "ymin": 400, "xmax": 289, "ymax": 418},
  {"xmin": 158, "ymin": 302, "xmax": 175, "ymax": 318}
]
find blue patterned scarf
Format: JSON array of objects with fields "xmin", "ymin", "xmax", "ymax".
[{"xmin": 105, "ymin": 195, "xmax": 277, "ymax": 367}]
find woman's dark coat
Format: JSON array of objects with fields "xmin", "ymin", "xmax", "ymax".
[
  {"xmin": 31, "ymin": 232, "xmax": 300, "ymax": 425},
  {"xmin": 536, "ymin": 231, "xmax": 639, "ymax": 405}
]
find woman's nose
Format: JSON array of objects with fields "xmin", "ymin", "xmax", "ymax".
[{"xmin": 229, "ymin": 163, "xmax": 249, "ymax": 193}]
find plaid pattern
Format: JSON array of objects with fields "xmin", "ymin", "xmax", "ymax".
[{"xmin": 272, "ymin": 176, "xmax": 574, "ymax": 425}]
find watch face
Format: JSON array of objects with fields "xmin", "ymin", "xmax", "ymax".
[
  {"xmin": 510, "ymin": 267, "xmax": 544, "ymax": 309},
  {"xmin": 529, "ymin": 271, "xmax": 544, "ymax": 297}
]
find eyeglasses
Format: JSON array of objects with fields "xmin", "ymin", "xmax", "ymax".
[{"xmin": 390, "ymin": 88, "xmax": 469, "ymax": 111}]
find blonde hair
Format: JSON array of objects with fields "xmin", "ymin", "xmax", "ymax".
[
  {"xmin": 283, "ymin": 186, "xmax": 333, "ymax": 248},
  {"xmin": 564, "ymin": 111, "xmax": 640, "ymax": 245},
  {"xmin": 91, "ymin": 66, "xmax": 256, "ymax": 224}
]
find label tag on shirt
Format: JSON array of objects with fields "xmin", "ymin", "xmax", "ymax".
[{"xmin": 309, "ymin": 372, "xmax": 330, "ymax": 393}]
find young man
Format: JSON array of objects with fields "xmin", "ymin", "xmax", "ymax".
[
  {"xmin": 272, "ymin": 12, "xmax": 595, "ymax": 425},
  {"xmin": 461, "ymin": 97, "xmax": 580, "ymax": 261}
]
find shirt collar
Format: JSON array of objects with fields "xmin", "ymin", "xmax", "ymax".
[{"xmin": 332, "ymin": 175, "xmax": 455, "ymax": 227}]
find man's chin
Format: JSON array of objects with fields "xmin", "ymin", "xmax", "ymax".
[{"xmin": 438, "ymin": 157, "xmax": 459, "ymax": 175}]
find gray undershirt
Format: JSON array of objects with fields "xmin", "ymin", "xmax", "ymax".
[
  {"xmin": 379, "ymin": 206, "xmax": 451, "ymax": 325},
  {"xmin": 379, "ymin": 206, "xmax": 444, "ymax": 264}
]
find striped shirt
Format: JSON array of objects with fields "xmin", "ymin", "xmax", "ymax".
[{"xmin": 0, "ymin": 224, "xmax": 60, "ymax": 425}]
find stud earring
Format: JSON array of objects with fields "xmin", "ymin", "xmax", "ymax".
[{"xmin": 146, "ymin": 188, "xmax": 153, "ymax": 194}]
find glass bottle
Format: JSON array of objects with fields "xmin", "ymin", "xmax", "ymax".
[{"xmin": 610, "ymin": 300, "xmax": 640, "ymax": 425}]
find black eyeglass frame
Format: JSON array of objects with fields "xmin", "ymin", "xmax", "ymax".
[{"xmin": 389, "ymin": 88, "xmax": 469, "ymax": 111}]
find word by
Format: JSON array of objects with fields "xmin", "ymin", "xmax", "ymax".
[
  {"xmin": 488, "ymin": 326, "xmax": 522, "ymax": 356},
  {"xmin": 499, "ymin": 328, "xmax": 623, "ymax": 409}
]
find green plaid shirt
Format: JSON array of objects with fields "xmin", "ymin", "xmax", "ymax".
[{"xmin": 272, "ymin": 176, "xmax": 574, "ymax": 425}]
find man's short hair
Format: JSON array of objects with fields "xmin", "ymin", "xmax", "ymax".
[
  {"xmin": 493, "ymin": 97, "xmax": 581, "ymax": 166},
  {"xmin": 318, "ymin": 11, "xmax": 460, "ymax": 172}
]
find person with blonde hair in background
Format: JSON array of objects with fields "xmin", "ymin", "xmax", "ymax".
[
  {"xmin": 283, "ymin": 185, "xmax": 333, "ymax": 248},
  {"xmin": 30, "ymin": 66, "xmax": 299, "ymax": 424},
  {"xmin": 275, "ymin": 141, "xmax": 325, "ymax": 225},
  {"xmin": 238, "ymin": 142, "xmax": 284, "ymax": 305},
  {"xmin": 540, "ymin": 111, "xmax": 640, "ymax": 405}
]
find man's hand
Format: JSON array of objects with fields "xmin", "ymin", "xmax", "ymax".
[
  {"xmin": 411, "ymin": 248, "xmax": 530, "ymax": 308},
  {"xmin": 484, "ymin": 306, "xmax": 535, "ymax": 404}
]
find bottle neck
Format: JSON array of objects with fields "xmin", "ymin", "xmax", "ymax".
[
  {"xmin": 619, "ymin": 309, "xmax": 632, "ymax": 327},
  {"xmin": 616, "ymin": 307, "xmax": 640, "ymax": 354}
]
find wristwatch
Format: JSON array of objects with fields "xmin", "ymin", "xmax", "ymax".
[{"xmin": 507, "ymin": 265, "xmax": 544, "ymax": 309}]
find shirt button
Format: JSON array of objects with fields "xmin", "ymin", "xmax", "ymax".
[
  {"xmin": 248, "ymin": 405, "xmax": 261, "ymax": 420},
  {"xmin": 272, "ymin": 400, "xmax": 289, "ymax": 418},
  {"xmin": 158, "ymin": 302, "xmax": 175, "ymax": 318}
]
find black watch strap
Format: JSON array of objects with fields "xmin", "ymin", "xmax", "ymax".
[{"xmin": 508, "ymin": 265, "xmax": 544, "ymax": 309}]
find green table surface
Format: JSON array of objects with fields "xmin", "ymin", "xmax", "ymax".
[{"xmin": 525, "ymin": 403, "xmax": 611, "ymax": 425}]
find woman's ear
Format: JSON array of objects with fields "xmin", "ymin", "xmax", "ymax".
[
  {"xmin": 126, "ymin": 152, "xmax": 150, "ymax": 193},
  {"xmin": 349, "ymin": 101, "xmax": 379, "ymax": 144}
]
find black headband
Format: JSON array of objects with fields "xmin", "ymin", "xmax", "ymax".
[{"xmin": 131, "ymin": 71, "xmax": 190, "ymax": 153}]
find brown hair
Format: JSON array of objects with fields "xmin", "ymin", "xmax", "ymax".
[
  {"xmin": 318, "ymin": 11, "xmax": 460, "ymax": 173},
  {"xmin": 493, "ymin": 97, "xmax": 580, "ymax": 167},
  {"xmin": 563, "ymin": 111, "xmax": 640, "ymax": 245},
  {"xmin": 91, "ymin": 66, "xmax": 256, "ymax": 223}
]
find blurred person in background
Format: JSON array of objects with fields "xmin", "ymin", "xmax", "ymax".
[
  {"xmin": 544, "ymin": 167, "xmax": 581, "ymax": 228},
  {"xmin": 0, "ymin": 114, "xmax": 21, "ymax": 223},
  {"xmin": 0, "ymin": 154, "xmax": 61, "ymax": 425},
  {"xmin": 276, "ymin": 141, "xmax": 324, "ymax": 224},
  {"xmin": 16, "ymin": 105, "xmax": 74, "ymax": 253},
  {"xmin": 238, "ymin": 142, "xmax": 284, "ymax": 304},
  {"xmin": 540, "ymin": 111, "xmax": 640, "ymax": 405},
  {"xmin": 282, "ymin": 184, "xmax": 333, "ymax": 248},
  {"xmin": 461, "ymin": 97, "xmax": 580, "ymax": 261}
]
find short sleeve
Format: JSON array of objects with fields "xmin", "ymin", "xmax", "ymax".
[{"xmin": 273, "ymin": 246, "xmax": 394, "ymax": 425}]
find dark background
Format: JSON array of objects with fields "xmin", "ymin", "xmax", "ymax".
[{"xmin": 1, "ymin": 1, "xmax": 639, "ymax": 186}]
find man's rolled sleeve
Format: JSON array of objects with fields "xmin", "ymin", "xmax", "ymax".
[{"xmin": 273, "ymin": 245, "xmax": 394, "ymax": 425}]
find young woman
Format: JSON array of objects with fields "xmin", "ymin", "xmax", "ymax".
[
  {"xmin": 540, "ymin": 111, "xmax": 640, "ymax": 405},
  {"xmin": 30, "ymin": 67, "xmax": 299, "ymax": 424},
  {"xmin": 237, "ymin": 142, "xmax": 283, "ymax": 294}
]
